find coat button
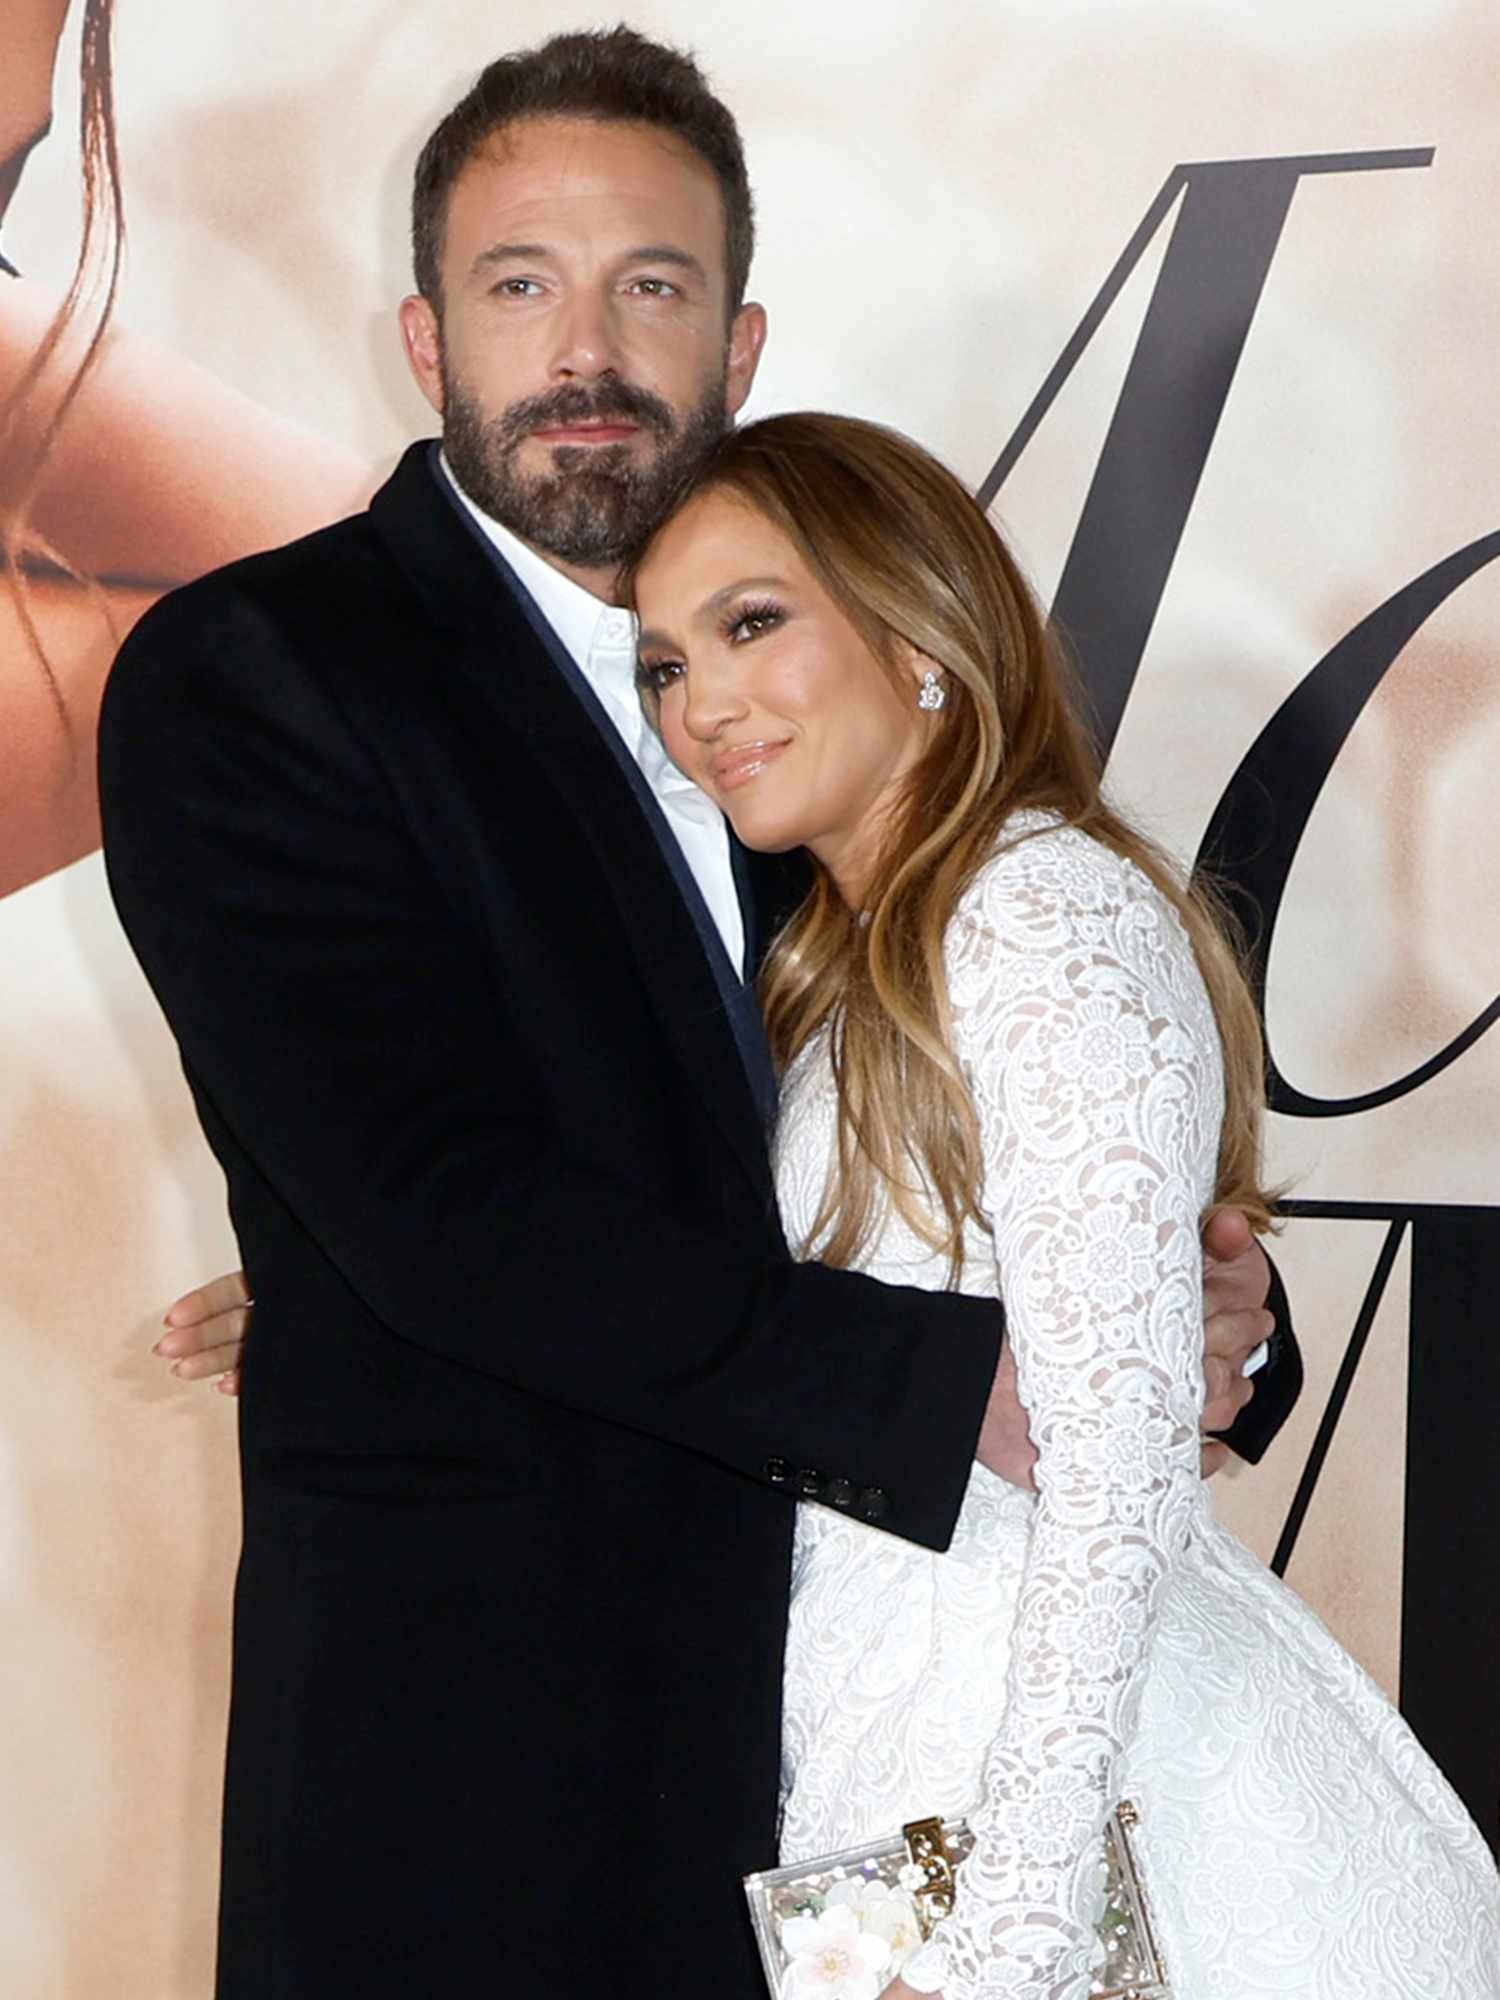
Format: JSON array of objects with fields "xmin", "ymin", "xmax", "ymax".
[
  {"xmin": 765, "ymin": 1457, "xmax": 792, "ymax": 1486},
  {"xmin": 856, "ymin": 1486, "xmax": 891, "ymax": 1521},
  {"xmin": 795, "ymin": 1467, "xmax": 825, "ymax": 1500},
  {"xmin": 826, "ymin": 1477, "xmax": 856, "ymax": 1509}
]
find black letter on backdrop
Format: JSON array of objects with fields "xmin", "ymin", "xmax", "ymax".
[
  {"xmin": 983, "ymin": 142, "xmax": 1500, "ymax": 1855},
  {"xmin": 1197, "ymin": 532, "xmax": 1500, "ymax": 1116},
  {"xmin": 979, "ymin": 147, "xmax": 1434, "ymax": 752}
]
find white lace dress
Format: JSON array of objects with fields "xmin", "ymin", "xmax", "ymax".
[{"xmin": 775, "ymin": 816, "xmax": 1500, "ymax": 2000}]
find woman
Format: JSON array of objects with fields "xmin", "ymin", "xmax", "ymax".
[
  {"xmin": 623, "ymin": 412, "xmax": 1500, "ymax": 1999},
  {"xmin": 1, "ymin": 0, "xmax": 368, "ymax": 898}
]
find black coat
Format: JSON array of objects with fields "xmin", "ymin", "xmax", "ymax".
[{"xmin": 99, "ymin": 444, "xmax": 1014, "ymax": 1997}]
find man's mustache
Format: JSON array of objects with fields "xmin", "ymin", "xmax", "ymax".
[{"xmin": 490, "ymin": 382, "xmax": 677, "ymax": 453}]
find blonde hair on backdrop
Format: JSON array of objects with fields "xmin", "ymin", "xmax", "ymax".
[
  {"xmin": 0, "ymin": 0, "xmax": 125, "ymax": 723},
  {"xmin": 632, "ymin": 411, "xmax": 1277, "ymax": 1281}
]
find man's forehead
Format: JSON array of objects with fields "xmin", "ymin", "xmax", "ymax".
[{"xmin": 455, "ymin": 116, "xmax": 721, "ymax": 217}]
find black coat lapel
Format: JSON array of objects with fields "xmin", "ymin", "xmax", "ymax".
[
  {"xmin": 367, "ymin": 444, "xmax": 772, "ymax": 1201},
  {"xmin": 733, "ymin": 839, "xmax": 813, "ymax": 983}
]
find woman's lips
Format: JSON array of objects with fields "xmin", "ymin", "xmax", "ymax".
[{"xmin": 710, "ymin": 739, "xmax": 790, "ymax": 791}]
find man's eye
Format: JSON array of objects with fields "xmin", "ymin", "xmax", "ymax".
[
  {"xmin": 628, "ymin": 277, "xmax": 680, "ymax": 298},
  {"xmin": 637, "ymin": 659, "xmax": 685, "ymax": 693},
  {"xmin": 495, "ymin": 278, "xmax": 543, "ymax": 298}
]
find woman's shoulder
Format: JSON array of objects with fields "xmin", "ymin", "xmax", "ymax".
[
  {"xmin": 954, "ymin": 809, "xmax": 1165, "ymax": 922},
  {"xmin": 946, "ymin": 809, "xmax": 1198, "ymax": 990}
]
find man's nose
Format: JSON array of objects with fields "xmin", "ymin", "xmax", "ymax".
[{"xmin": 549, "ymin": 287, "xmax": 623, "ymax": 381}]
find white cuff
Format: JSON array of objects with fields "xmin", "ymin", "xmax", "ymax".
[{"xmin": 896, "ymin": 1939, "xmax": 949, "ymax": 1992}]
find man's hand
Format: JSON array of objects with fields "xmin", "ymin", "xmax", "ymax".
[
  {"xmin": 1200, "ymin": 1207, "xmax": 1275, "ymax": 1475},
  {"xmin": 153, "ymin": 1270, "xmax": 251, "ymax": 1395},
  {"xmin": 974, "ymin": 1341, "xmax": 1038, "ymax": 1492}
]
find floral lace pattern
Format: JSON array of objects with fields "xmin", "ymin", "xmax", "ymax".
[{"xmin": 775, "ymin": 818, "xmax": 1500, "ymax": 1999}]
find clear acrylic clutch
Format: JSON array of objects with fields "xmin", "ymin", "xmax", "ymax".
[{"xmin": 743, "ymin": 1801, "xmax": 1169, "ymax": 1998}]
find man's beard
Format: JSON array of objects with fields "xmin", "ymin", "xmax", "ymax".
[{"xmin": 441, "ymin": 364, "xmax": 729, "ymax": 569}]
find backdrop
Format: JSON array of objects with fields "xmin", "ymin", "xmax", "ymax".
[{"xmin": 1, "ymin": 1, "xmax": 1495, "ymax": 1991}]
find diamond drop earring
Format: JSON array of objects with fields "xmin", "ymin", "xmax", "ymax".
[{"xmin": 917, "ymin": 668, "xmax": 947, "ymax": 712}]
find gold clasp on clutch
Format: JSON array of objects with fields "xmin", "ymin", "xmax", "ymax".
[{"xmin": 901, "ymin": 1817, "xmax": 957, "ymax": 1939}]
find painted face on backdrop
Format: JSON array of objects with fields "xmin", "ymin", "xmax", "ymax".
[
  {"xmin": 634, "ymin": 489, "xmax": 938, "ymax": 898},
  {"xmin": 400, "ymin": 116, "xmax": 766, "ymax": 580}
]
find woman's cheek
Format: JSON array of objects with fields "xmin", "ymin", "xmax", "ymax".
[{"xmin": 658, "ymin": 700, "xmax": 693, "ymax": 775}]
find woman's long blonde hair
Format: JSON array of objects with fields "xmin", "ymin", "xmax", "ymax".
[{"xmin": 635, "ymin": 412, "xmax": 1275, "ymax": 1278}]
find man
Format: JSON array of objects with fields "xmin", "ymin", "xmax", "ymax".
[{"xmin": 102, "ymin": 27, "xmax": 1298, "ymax": 1998}]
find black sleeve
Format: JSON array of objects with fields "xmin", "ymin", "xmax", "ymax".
[
  {"xmin": 1211, "ymin": 1252, "xmax": 1304, "ymax": 1464},
  {"xmin": 99, "ymin": 581, "xmax": 1001, "ymax": 1550}
]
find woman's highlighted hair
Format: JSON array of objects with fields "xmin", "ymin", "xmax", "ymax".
[{"xmin": 630, "ymin": 412, "xmax": 1276, "ymax": 1277}]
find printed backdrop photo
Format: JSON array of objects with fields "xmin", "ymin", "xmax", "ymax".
[{"xmin": 0, "ymin": 1, "xmax": 1494, "ymax": 1991}]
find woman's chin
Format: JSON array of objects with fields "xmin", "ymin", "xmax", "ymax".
[{"xmin": 723, "ymin": 806, "xmax": 806, "ymax": 856}]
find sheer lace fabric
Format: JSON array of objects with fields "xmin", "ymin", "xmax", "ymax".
[{"xmin": 775, "ymin": 819, "xmax": 1500, "ymax": 1999}]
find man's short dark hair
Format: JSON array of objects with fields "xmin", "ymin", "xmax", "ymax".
[{"xmin": 412, "ymin": 25, "xmax": 754, "ymax": 316}]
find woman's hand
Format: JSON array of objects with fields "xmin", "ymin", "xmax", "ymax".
[
  {"xmin": 153, "ymin": 1269, "xmax": 252, "ymax": 1395},
  {"xmin": 883, "ymin": 1980, "xmax": 940, "ymax": 2000}
]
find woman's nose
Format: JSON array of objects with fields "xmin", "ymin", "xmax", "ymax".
[{"xmin": 680, "ymin": 664, "xmax": 746, "ymax": 742}]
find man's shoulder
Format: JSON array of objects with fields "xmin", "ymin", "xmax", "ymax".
[
  {"xmin": 107, "ymin": 499, "xmax": 433, "ymax": 715},
  {"xmin": 143, "ymin": 508, "xmax": 392, "ymax": 645}
]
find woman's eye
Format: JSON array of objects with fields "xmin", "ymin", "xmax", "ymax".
[
  {"xmin": 637, "ymin": 659, "xmax": 685, "ymax": 694},
  {"xmin": 727, "ymin": 605, "xmax": 782, "ymax": 643}
]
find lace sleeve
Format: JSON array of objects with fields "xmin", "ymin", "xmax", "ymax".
[{"xmin": 909, "ymin": 824, "xmax": 1221, "ymax": 2000}]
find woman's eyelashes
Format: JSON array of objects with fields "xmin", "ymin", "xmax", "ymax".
[
  {"xmin": 636, "ymin": 656, "xmax": 683, "ymax": 695},
  {"xmin": 724, "ymin": 599, "xmax": 784, "ymax": 644},
  {"xmin": 637, "ymin": 600, "xmax": 785, "ymax": 694}
]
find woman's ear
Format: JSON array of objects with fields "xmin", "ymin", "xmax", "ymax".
[{"xmin": 897, "ymin": 642, "xmax": 947, "ymax": 714}]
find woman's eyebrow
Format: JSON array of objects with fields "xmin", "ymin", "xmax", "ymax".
[
  {"xmin": 637, "ymin": 577, "xmax": 790, "ymax": 653},
  {"xmin": 696, "ymin": 576, "xmax": 788, "ymax": 619}
]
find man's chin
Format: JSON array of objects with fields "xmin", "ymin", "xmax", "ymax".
[{"xmin": 521, "ymin": 437, "xmax": 646, "ymax": 479}]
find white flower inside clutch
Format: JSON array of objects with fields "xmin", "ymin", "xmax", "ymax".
[{"xmin": 744, "ymin": 1804, "xmax": 1169, "ymax": 1999}]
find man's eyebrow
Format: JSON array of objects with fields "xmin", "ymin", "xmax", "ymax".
[
  {"xmin": 469, "ymin": 241, "xmax": 552, "ymax": 278},
  {"xmin": 621, "ymin": 244, "xmax": 707, "ymax": 281}
]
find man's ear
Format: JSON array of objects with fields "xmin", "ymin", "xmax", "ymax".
[
  {"xmin": 399, "ymin": 295, "xmax": 446, "ymax": 417},
  {"xmin": 725, "ymin": 302, "xmax": 768, "ymax": 421}
]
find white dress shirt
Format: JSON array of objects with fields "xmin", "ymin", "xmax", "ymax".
[{"xmin": 440, "ymin": 456, "xmax": 746, "ymax": 975}]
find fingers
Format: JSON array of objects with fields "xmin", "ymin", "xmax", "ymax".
[
  {"xmin": 1201, "ymin": 1205, "xmax": 1253, "ymax": 1268},
  {"xmin": 1202, "ymin": 1235, "xmax": 1271, "ymax": 1316},
  {"xmin": 975, "ymin": 1345, "xmax": 1039, "ymax": 1493},
  {"xmin": 154, "ymin": 1277, "xmax": 251, "ymax": 1396},
  {"xmin": 1202, "ymin": 1352, "xmax": 1254, "ymax": 1434},
  {"xmin": 163, "ymin": 1337, "xmax": 245, "ymax": 1381},
  {"xmin": 162, "ymin": 1269, "xmax": 252, "ymax": 1329},
  {"xmin": 1200, "ymin": 1441, "xmax": 1232, "ymax": 1479},
  {"xmin": 156, "ymin": 1302, "xmax": 250, "ymax": 1361},
  {"xmin": 1203, "ymin": 1304, "xmax": 1275, "ymax": 1368}
]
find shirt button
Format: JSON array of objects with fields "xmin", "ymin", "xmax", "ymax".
[
  {"xmin": 826, "ymin": 1477, "xmax": 856, "ymax": 1510},
  {"xmin": 856, "ymin": 1486, "xmax": 891, "ymax": 1522},
  {"xmin": 795, "ymin": 1467, "xmax": 826, "ymax": 1500},
  {"xmin": 765, "ymin": 1457, "xmax": 792, "ymax": 1486}
]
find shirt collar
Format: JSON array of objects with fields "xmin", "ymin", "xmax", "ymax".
[
  {"xmin": 437, "ymin": 450, "xmax": 635, "ymax": 670},
  {"xmin": 437, "ymin": 451, "xmax": 705, "ymax": 803}
]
